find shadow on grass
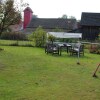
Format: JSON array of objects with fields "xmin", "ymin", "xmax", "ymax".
[
  {"xmin": 0, "ymin": 62, "xmax": 6, "ymax": 71},
  {"xmin": 46, "ymin": 53, "xmax": 92, "ymax": 59}
]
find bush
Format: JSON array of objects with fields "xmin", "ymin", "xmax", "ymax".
[
  {"xmin": 89, "ymin": 43, "xmax": 100, "ymax": 54},
  {"xmin": 48, "ymin": 34, "xmax": 56, "ymax": 44},
  {"xmin": 0, "ymin": 32, "xmax": 27, "ymax": 40},
  {"xmin": 32, "ymin": 26, "xmax": 47, "ymax": 47}
]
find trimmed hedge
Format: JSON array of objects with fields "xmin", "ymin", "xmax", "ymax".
[{"xmin": 0, "ymin": 32, "xmax": 27, "ymax": 40}]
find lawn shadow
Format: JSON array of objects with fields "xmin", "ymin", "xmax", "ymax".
[
  {"xmin": 0, "ymin": 63, "xmax": 6, "ymax": 71},
  {"xmin": 45, "ymin": 52, "xmax": 93, "ymax": 60}
]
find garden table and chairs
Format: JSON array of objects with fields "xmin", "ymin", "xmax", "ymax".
[
  {"xmin": 45, "ymin": 42, "xmax": 84, "ymax": 57},
  {"xmin": 45, "ymin": 32, "xmax": 84, "ymax": 65}
]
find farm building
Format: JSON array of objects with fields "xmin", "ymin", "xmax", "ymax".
[
  {"xmin": 23, "ymin": 7, "xmax": 77, "ymax": 34},
  {"xmin": 23, "ymin": 7, "xmax": 100, "ymax": 40},
  {"xmin": 80, "ymin": 12, "xmax": 100, "ymax": 40}
]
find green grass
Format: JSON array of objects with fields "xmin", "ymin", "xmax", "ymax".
[
  {"xmin": 0, "ymin": 40, "xmax": 34, "ymax": 46},
  {"xmin": 0, "ymin": 46, "xmax": 100, "ymax": 100}
]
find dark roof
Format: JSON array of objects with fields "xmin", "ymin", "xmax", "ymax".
[
  {"xmin": 27, "ymin": 18, "xmax": 77, "ymax": 30},
  {"xmin": 24, "ymin": 7, "xmax": 33, "ymax": 13},
  {"xmin": 81, "ymin": 12, "xmax": 100, "ymax": 26}
]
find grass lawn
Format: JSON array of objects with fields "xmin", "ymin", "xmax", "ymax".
[
  {"xmin": 0, "ymin": 46, "xmax": 100, "ymax": 100},
  {"xmin": 0, "ymin": 40, "xmax": 34, "ymax": 46}
]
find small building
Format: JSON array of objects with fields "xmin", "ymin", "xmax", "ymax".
[{"xmin": 80, "ymin": 12, "xmax": 100, "ymax": 40}]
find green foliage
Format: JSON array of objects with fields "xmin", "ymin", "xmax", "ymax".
[
  {"xmin": 69, "ymin": 16, "xmax": 76, "ymax": 19},
  {"xmin": 89, "ymin": 44, "xmax": 100, "ymax": 54},
  {"xmin": 48, "ymin": 34, "xmax": 56, "ymax": 44},
  {"xmin": 0, "ymin": 32, "xmax": 27, "ymax": 40},
  {"xmin": 56, "ymin": 38, "xmax": 78, "ymax": 43},
  {"xmin": 0, "ymin": 0, "xmax": 21, "ymax": 34},
  {"xmin": 61, "ymin": 14, "xmax": 68, "ymax": 19},
  {"xmin": 32, "ymin": 26, "xmax": 47, "ymax": 47},
  {"xmin": 27, "ymin": 33, "xmax": 34, "ymax": 41}
]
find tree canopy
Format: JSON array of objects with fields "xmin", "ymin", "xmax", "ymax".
[
  {"xmin": 0, "ymin": 0, "xmax": 21, "ymax": 35},
  {"xmin": 60, "ymin": 14, "xmax": 76, "ymax": 20},
  {"xmin": 61, "ymin": 14, "xmax": 67, "ymax": 19}
]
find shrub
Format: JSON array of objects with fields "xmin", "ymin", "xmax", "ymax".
[
  {"xmin": 32, "ymin": 26, "xmax": 47, "ymax": 47},
  {"xmin": 89, "ymin": 43, "xmax": 100, "ymax": 54},
  {"xmin": 48, "ymin": 34, "xmax": 56, "ymax": 44}
]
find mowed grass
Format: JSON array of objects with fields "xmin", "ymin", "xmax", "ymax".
[
  {"xmin": 0, "ymin": 40, "xmax": 34, "ymax": 46},
  {"xmin": 0, "ymin": 46, "xmax": 100, "ymax": 100}
]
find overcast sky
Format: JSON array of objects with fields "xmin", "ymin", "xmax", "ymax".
[{"xmin": 18, "ymin": 0, "xmax": 100, "ymax": 20}]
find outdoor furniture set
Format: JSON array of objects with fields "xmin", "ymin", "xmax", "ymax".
[{"xmin": 45, "ymin": 42, "xmax": 84, "ymax": 56}]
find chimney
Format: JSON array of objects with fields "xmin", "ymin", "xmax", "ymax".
[{"xmin": 23, "ymin": 7, "xmax": 33, "ymax": 29}]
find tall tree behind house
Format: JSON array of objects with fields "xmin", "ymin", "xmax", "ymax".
[{"xmin": 0, "ymin": 0, "xmax": 21, "ymax": 35}]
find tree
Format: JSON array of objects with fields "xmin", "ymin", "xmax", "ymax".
[
  {"xmin": 32, "ymin": 26, "xmax": 47, "ymax": 47},
  {"xmin": 61, "ymin": 14, "xmax": 67, "ymax": 19},
  {"xmin": 0, "ymin": 0, "xmax": 21, "ymax": 35},
  {"xmin": 32, "ymin": 15, "xmax": 38, "ymax": 18},
  {"xmin": 48, "ymin": 34, "xmax": 56, "ymax": 44},
  {"xmin": 69, "ymin": 16, "xmax": 76, "ymax": 19},
  {"xmin": 20, "ymin": 0, "xmax": 29, "ymax": 12}
]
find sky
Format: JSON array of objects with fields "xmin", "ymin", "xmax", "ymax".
[{"xmin": 18, "ymin": 0, "xmax": 100, "ymax": 20}]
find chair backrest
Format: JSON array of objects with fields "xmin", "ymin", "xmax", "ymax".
[
  {"xmin": 79, "ymin": 44, "xmax": 84, "ymax": 52},
  {"xmin": 46, "ymin": 43, "xmax": 58, "ymax": 50},
  {"xmin": 73, "ymin": 43, "xmax": 84, "ymax": 52}
]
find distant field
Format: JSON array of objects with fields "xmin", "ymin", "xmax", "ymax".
[{"xmin": 0, "ymin": 46, "xmax": 100, "ymax": 100}]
